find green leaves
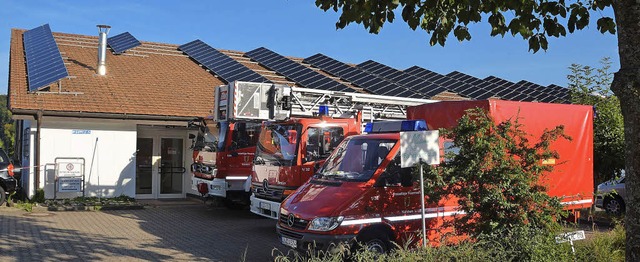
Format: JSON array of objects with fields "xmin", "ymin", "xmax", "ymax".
[
  {"xmin": 454, "ymin": 25, "xmax": 472, "ymax": 42},
  {"xmin": 568, "ymin": 58, "xmax": 624, "ymax": 185},
  {"xmin": 528, "ymin": 34, "xmax": 548, "ymax": 53},
  {"xmin": 423, "ymin": 108, "xmax": 567, "ymax": 237},
  {"xmin": 596, "ymin": 17, "xmax": 616, "ymax": 34},
  {"xmin": 313, "ymin": 0, "xmax": 615, "ymax": 53}
]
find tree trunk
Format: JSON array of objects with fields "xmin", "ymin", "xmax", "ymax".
[{"xmin": 611, "ymin": 1, "xmax": 640, "ymax": 260}]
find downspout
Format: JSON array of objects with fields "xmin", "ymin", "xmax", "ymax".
[{"xmin": 34, "ymin": 110, "xmax": 42, "ymax": 192}]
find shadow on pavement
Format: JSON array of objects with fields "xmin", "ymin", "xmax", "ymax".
[
  {"xmin": 0, "ymin": 209, "xmax": 173, "ymax": 261},
  {"xmin": 103, "ymin": 200, "xmax": 282, "ymax": 261}
]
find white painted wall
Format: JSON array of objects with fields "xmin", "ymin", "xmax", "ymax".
[{"xmin": 38, "ymin": 119, "xmax": 137, "ymax": 199}]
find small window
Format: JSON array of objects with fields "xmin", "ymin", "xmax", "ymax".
[{"xmin": 305, "ymin": 127, "xmax": 344, "ymax": 162}]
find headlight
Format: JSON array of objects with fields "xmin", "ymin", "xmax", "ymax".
[
  {"xmin": 280, "ymin": 207, "xmax": 289, "ymax": 216},
  {"xmin": 308, "ymin": 216, "xmax": 344, "ymax": 231}
]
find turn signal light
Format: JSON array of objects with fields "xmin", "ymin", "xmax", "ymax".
[{"xmin": 7, "ymin": 163, "xmax": 14, "ymax": 177}]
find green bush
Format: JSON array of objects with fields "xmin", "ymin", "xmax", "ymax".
[
  {"xmin": 575, "ymin": 224, "xmax": 625, "ymax": 262},
  {"xmin": 422, "ymin": 108, "xmax": 568, "ymax": 237},
  {"xmin": 273, "ymin": 225, "xmax": 625, "ymax": 261},
  {"xmin": 32, "ymin": 188, "xmax": 45, "ymax": 203}
]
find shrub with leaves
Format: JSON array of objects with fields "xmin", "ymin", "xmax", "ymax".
[
  {"xmin": 568, "ymin": 57, "xmax": 624, "ymax": 184},
  {"xmin": 423, "ymin": 108, "xmax": 569, "ymax": 237}
]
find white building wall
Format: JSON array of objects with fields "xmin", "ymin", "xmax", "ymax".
[{"xmin": 38, "ymin": 119, "xmax": 137, "ymax": 199}]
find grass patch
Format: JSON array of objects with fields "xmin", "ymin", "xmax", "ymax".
[{"xmin": 273, "ymin": 224, "xmax": 625, "ymax": 262}]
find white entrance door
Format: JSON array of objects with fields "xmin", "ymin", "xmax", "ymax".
[{"xmin": 136, "ymin": 131, "xmax": 186, "ymax": 199}]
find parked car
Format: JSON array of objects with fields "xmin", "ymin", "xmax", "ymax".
[
  {"xmin": 0, "ymin": 148, "xmax": 17, "ymax": 206},
  {"xmin": 595, "ymin": 171, "xmax": 626, "ymax": 215}
]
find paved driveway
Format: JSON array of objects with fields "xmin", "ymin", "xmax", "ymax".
[{"xmin": 0, "ymin": 199, "xmax": 287, "ymax": 261}]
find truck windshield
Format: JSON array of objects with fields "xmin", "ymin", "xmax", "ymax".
[
  {"xmin": 255, "ymin": 123, "xmax": 302, "ymax": 166},
  {"xmin": 192, "ymin": 123, "xmax": 220, "ymax": 152},
  {"xmin": 316, "ymin": 137, "xmax": 396, "ymax": 182}
]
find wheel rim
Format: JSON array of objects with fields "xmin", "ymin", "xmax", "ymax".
[
  {"xmin": 607, "ymin": 199, "xmax": 620, "ymax": 213},
  {"xmin": 366, "ymin": 240, "xmax": 386, "ymax": 253}
]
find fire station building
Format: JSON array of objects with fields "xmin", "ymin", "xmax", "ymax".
[{"xmin": 7, "ymin": 24, "xmax": 567, "ymax": 199}]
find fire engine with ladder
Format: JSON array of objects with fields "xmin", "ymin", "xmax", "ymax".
[{"xmin": 190, "ymin": 81, "xmax": 435, "ymax": 210}]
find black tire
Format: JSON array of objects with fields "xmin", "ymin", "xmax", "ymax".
[
  {"xmin": 0, "ymin": 186, "xmax": 6, "ymax": 207},
  {"xmin": 604, "ymin": 196, "xmax": 625, "ymax": 215},
  {"xmin": 356, "ymin": 231, "xmax": 391, "ymax": 254}
]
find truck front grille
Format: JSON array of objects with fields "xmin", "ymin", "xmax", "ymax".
[{"xmin": 279, "ymin": 214, "xmax": 310, "ymax": 230}]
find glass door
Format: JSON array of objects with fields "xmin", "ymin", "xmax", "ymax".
[
  {"xmin": 136, "ymin": 138, "xmax": 154, "ymax": 197},
  {"xmin": 136, "ymin": 132, "xmax": 186, "ymax": 199},
  {"xmin": 159, "ymin": 138, "xmax": 184, "ymax": 197}
]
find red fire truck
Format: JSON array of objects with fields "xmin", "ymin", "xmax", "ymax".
[
  {"xmin": 276, "ymin": 100, "xmax": 594, "ymax": 253},
  {"xmin": 249, "ymin": 88, "xmax": 435, "ymax": 219},
  {"xmin": 191, "ymin": 81, "xmax": 434, "ymax": 208},
  {"xmin": 190, "ymin": 82, "xmax": 278, "ymax": 207}
]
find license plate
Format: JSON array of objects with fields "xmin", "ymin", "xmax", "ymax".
[
  {"xmin": 260, "ymin": 202, "xmax": 271, "ymax": 210},
  {"xmin": 281, "ymin": 236, "xmax": 297, "ymax": 248}
]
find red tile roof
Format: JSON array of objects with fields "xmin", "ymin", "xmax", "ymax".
[
  {"xmin": 9, "ymin": 29, "xmax": 227, "ymax": 119},
  {"xmin": 8, "ymin": 28, "xmax": 465, "ymax": 120}
]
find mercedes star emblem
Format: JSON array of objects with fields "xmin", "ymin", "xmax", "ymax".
[{"xmin": 287, "ymin": 214, "xmax": 295, "ymax": 227}]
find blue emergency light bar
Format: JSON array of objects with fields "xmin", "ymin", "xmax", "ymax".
[
  {"xmin": 319, "ymin": 105, "xmax": 329, "ymax": 116},
  {"xmin": 364, "ymin": 120, "xmax": 427, "ymax": 133}
]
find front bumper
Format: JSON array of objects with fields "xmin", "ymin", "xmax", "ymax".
[
  {"xmin": 192, "ymin": 177, "xmax": 226, "ymax": 197},
  {"xmin": 277, "ymin": 224, "xmax": 356, "ymax": 252},
  {"xmin": 250, "ymin": 194, "xmax": 280, "ymax": 219}
]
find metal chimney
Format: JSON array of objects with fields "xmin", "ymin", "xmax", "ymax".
[{"xmin": 96, "ymin": 25, "xmax": 111, "ymax": 76}]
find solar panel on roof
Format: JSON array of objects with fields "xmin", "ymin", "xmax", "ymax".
[
  {"xmin": 480, "ymin": 76, "xmax": 537, "ymax": 100},
  {"xmin": 179, "ymin": 40, "xmax": 270, "ymax": 84},
  {"xmin": 356, "ymin": 60, "xmax": 447, "ymax": 97},
  {"xmin": 22, "ymin": 24, "xmax": 69, "ymax": 92},
  {"xmin": 107, "ymin": 32, "xmax": 141, "ymax": 54},
  {"xmin": 303, "ymin": 54, "xmax": 421, "ymax": 98},
  {"xmin": 403, "ymin": 66, "xmax": 496, "ymax": 99},
  {"xmin": 512, "ymin": 80, "xmax": 554, "ymax": 101},
  {"xmin": 445, "ymin": 71, "xmax": 521, "ymax": 99},
  {"xmin": 245, "ymin": 48, "xmax": 352, "ymax": 92}
]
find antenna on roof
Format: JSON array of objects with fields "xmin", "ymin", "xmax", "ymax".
[{"xmin": 97, "ymin": 25, "xmax": 111, "ymax": 76}]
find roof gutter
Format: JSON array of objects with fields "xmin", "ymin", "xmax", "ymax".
[{"xmin": 11, "ymin": 108, "xmax": 197, "ymax": 121}]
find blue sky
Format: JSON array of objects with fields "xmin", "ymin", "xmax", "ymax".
[{"xmin": 1, "ymin": 0, "xmax": 619, "ymax": 95}]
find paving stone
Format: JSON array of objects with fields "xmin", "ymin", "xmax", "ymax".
[{"xmin": 0, "ymin": 199, "xmax": 284, "ymax": 261}]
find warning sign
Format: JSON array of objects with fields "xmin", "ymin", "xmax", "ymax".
[
  {"xmin": 54, "ymin": 158, "xmax": 85, "ymax": 195},
  {"xmin": 58, "ymin": 177, "xmax": 83, "ymax": 192}
]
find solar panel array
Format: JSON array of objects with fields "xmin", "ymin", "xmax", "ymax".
[
  {"xmin": 546, "ymin": 84, "xmax": 570, "ymax": 102},
  {"xmin": 447, "ymin": 71, "xmax": 531, "ymax": 101},
  {"xmin": 245, "ymin": 48, "xmax": 350, "ymax": 91},
  {"xmin": 403, "ymin": 66, "xmax": 494, "ymax": 99},
  {"xmin": 303, "ymin": 54, "xmax": 419, "ymax": 98},
  {"xmin": 180, "ymin": 40, "xmax": 270, "ymax": 84},
  {"xmin": 107, "ymin": 32, "xmax": 141, "ymax": 54},
  {"xmin": 357, "ymin": 60, "xmax": 447, "ymax": 97},
  {"xmin": 480, "ymin": 76, "xmax": 527, "ymax": 100},
  {"xmin": 22, "ymin": 24, "xmax": 69, "ymax": 92}
]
